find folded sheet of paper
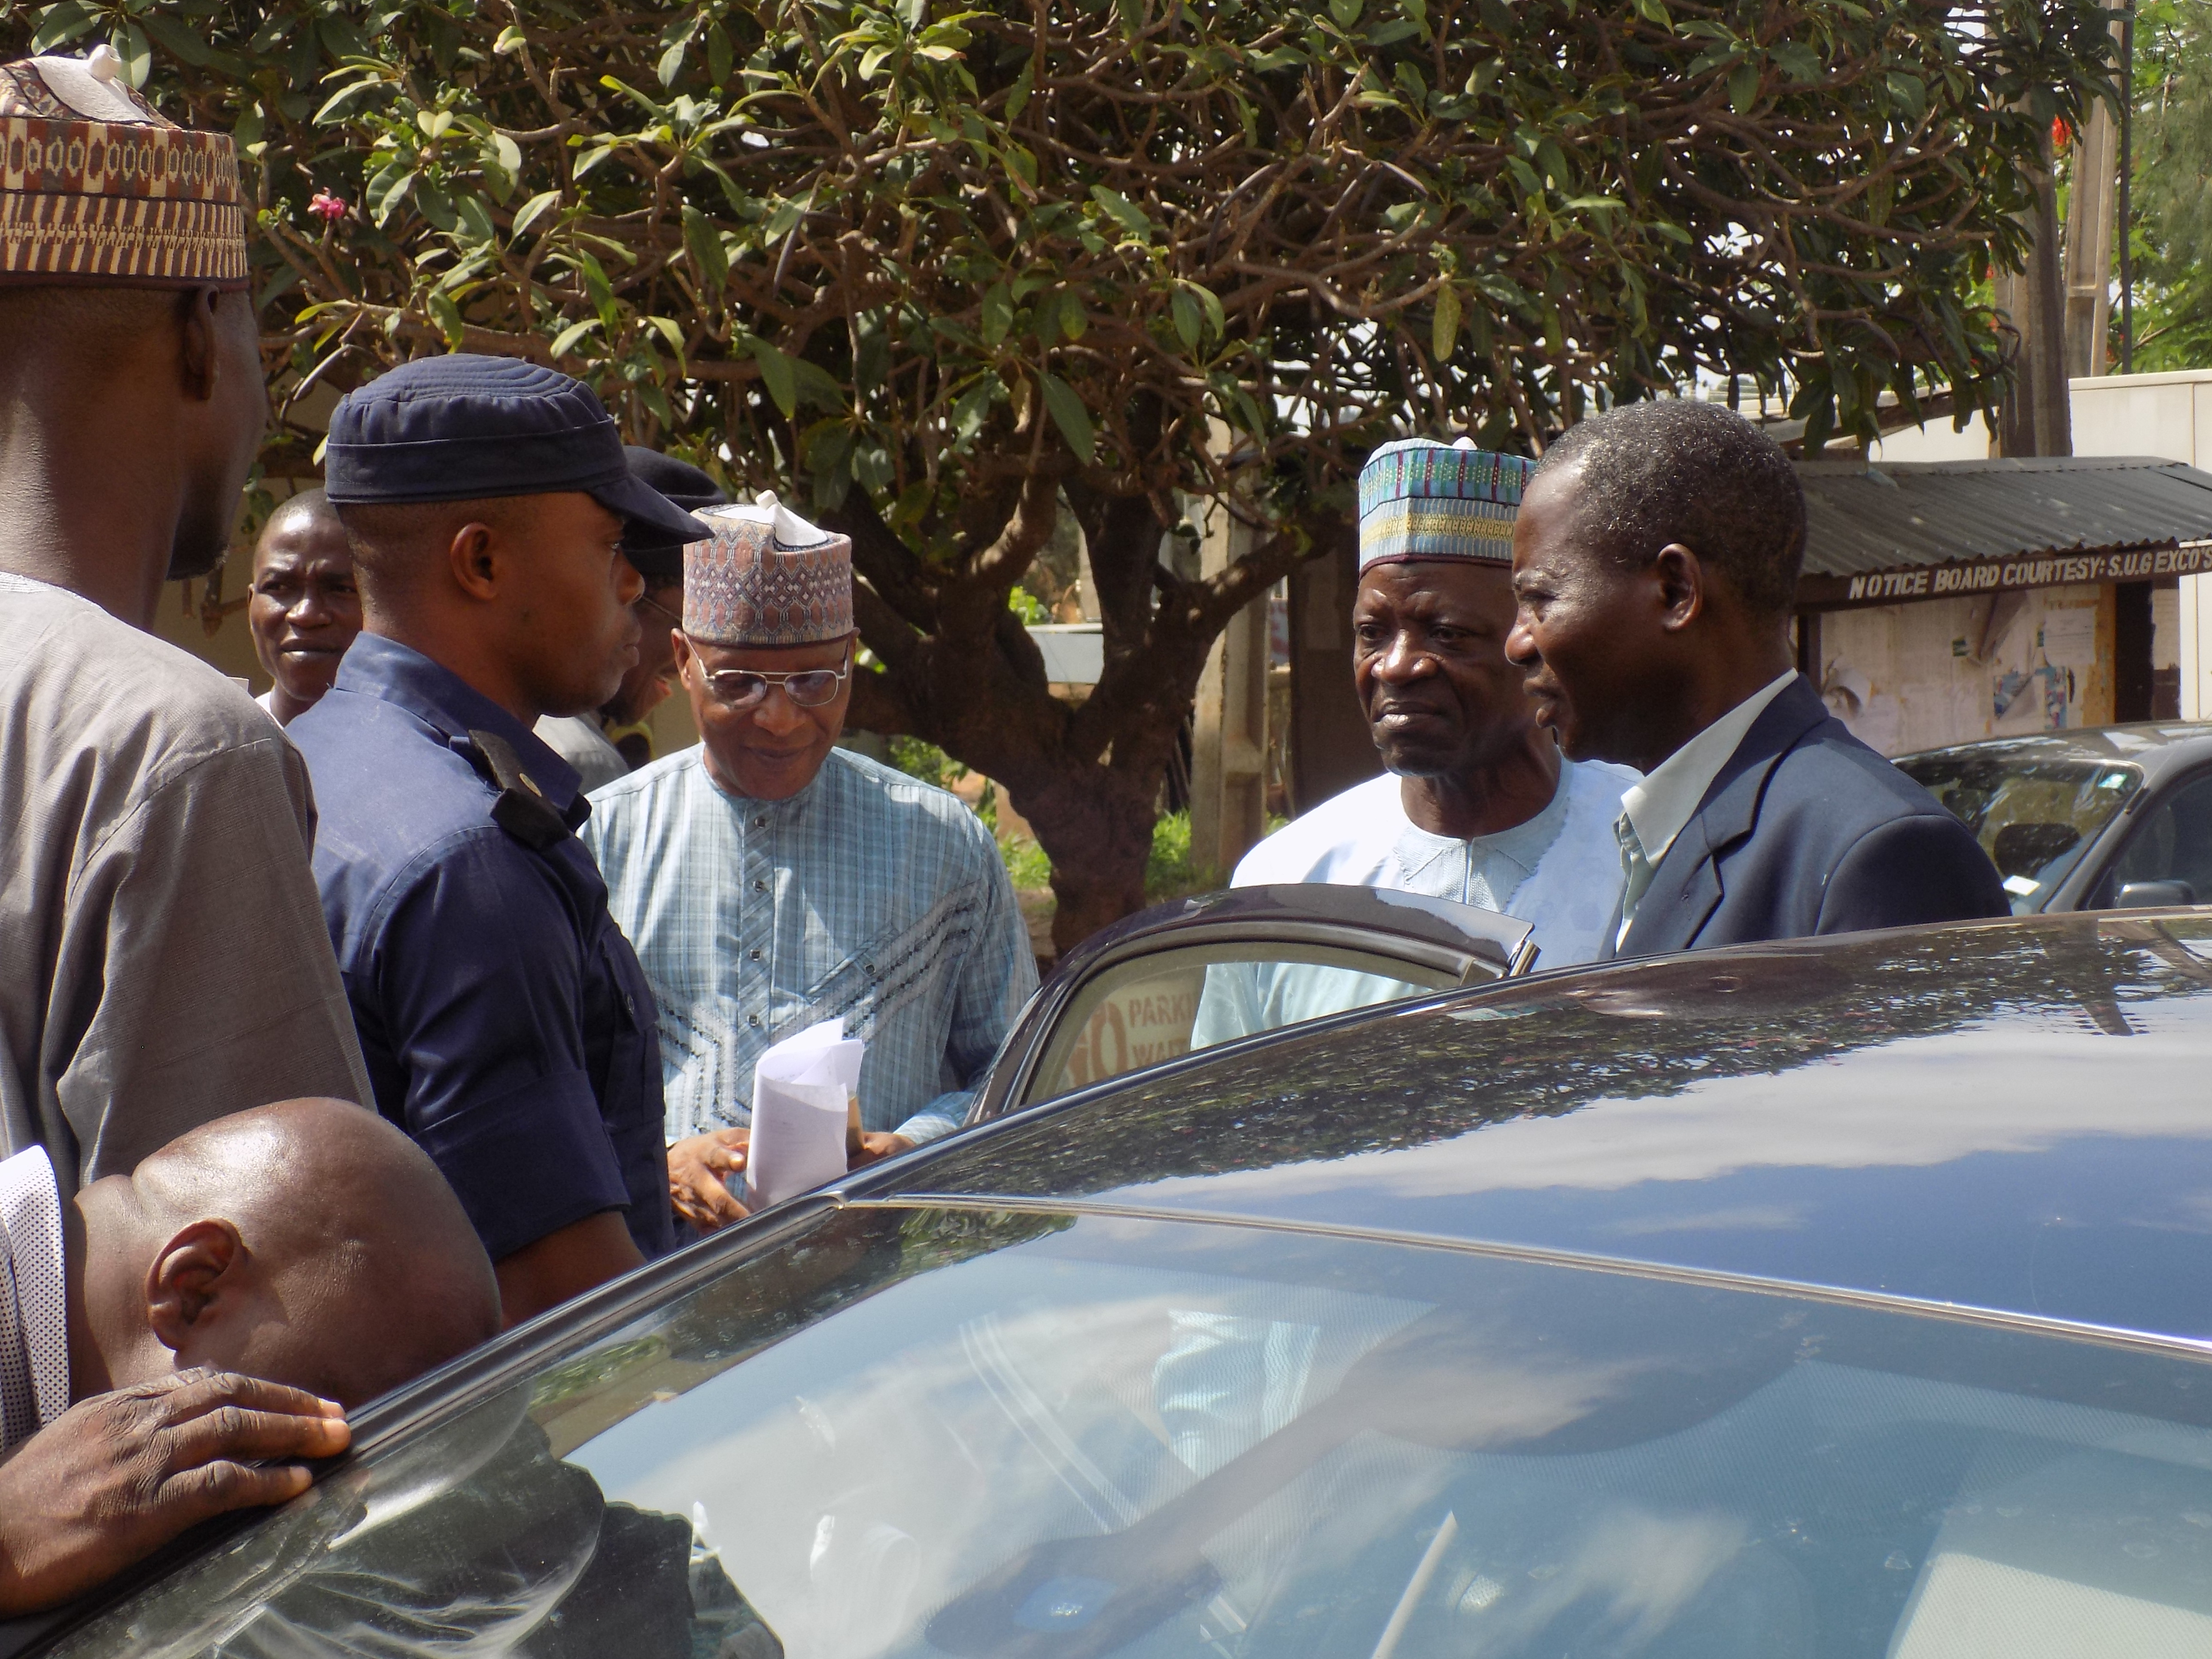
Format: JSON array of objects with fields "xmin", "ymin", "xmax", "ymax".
[{"xmin": 745, "ymin": 1017, "xmax": 866, "ymax": 1210}]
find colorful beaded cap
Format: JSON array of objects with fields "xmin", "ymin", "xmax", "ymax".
[
  {"xmin": 1358, "ymin": 438, "xmax": 1535, "ymax": 570},
  {"xmin": 683, "ymin": 498, "xmax": 854, "ymax": 646},
  {"xmin": 0, "ymin": 54, "xmax": 246, "ymax": 289}
]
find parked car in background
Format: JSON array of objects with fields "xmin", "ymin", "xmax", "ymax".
[
  {"xmin": 1897, "ymin": 723, "xmax": 2212, "ymax": 913},
  {"xmin": 16, "ymin": 906, "xmax": 2212, "ymax": 1659}
]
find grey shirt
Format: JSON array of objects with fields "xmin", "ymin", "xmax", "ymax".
[
  {"xmin": 0, "ymin": 574, "xmax": 371, "ymax": 1192},
  {"xmin": 534, "ymin": 714, "xmax": 630, "ymax": 794}
]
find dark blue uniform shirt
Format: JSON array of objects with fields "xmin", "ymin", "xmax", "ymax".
[{"xmin": 289, "ymin": 635, "xmax": 672, "ymax": 1263}]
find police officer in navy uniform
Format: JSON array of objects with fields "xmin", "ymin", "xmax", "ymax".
[{"xmin": 289, "ymin": 356, "xmax": 710, "ymax": 1326}]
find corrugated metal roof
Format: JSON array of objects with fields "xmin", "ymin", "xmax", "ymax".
[{"xmin": 1798, "ymin": 456, "xmax": 2212, "ymax": 578}]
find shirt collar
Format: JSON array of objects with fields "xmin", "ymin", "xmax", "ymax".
[
  {"xmin": 1619, "ymin": 670, "xmax": 1799, "ymax": 866},
  {"xmin": 334, "ymin": 634, "xmax": 586, "ymax": 816},
  {"xmin": 1395, "ymin": 768, "xmax": 1573, "ymax": 881}
]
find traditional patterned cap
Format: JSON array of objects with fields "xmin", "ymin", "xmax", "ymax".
[
  {"xmin": 684, "ymin": 494, "xmax": 854, "ymax": 646},
  {"xmin": 1358, "ymin": 437, "xmax": 1534, "ymax": 571},
  {"xmin": 0, "ymin": 47, "xmax": 247, "ymax": 289}
]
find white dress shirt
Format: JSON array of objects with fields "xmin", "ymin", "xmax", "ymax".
[
  {"xmin": 0, "ymin": 1146, "xmax": 67, "ymax": 1454},
  {"xmin": 1613, "ymin": 670, "xmax": 1799, "ymax": 950}
]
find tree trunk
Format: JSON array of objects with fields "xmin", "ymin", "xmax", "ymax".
[{"xmin": 831, "ymin": 465, "xmax": 1313, "ymax": 956}]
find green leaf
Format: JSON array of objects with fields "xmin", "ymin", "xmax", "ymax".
[
  {"xmin": 682, "ymin": 205, "xmax": 729, "ymax": 292},
  {"xmin": 1191, "ymin": 283, "xmax": 1226, "ymax": 341},
  {"xmin": 114, "ymin": 21, "xmax": 152, "ymax": 89},
  {"xmin": 426, "ymin": 290, "xmax": 466, "ymax": 349},
  {"xmin": 1728, "ymin": 62, "xmax": 1760, "ymax": 114},
  {"xmin": 414, "ymin": 180, "xmax": 457, "ymax": 233},
  {"xmin": 139, "ymin": 12, "xmax": 217, "ymax": 67},
  {"xmin": 1433, "ymin": 283, "xmax": 1462, "ymax": 359},
  {"xmin": 1089, "ymin": 186, "xmax": 1154, "ymax": 243},
  {"xmin": 365, "ymin": 160, "xmax": 416, "ymax": 227},
  {"xmin": 510, "ymin": 190, "xmax": 562, "ymax": 238},
  {"xmin": 657, "ymin": 36, "xmax": 690, "ymax": 86},
  {"xmin": 1630, "ymin": 0, "xmax": 1672, "ymax": 29},
  {"xmin": 708, "ymin": 23, "xmax": 734, "ymax": 87},
  {"xmin": 1885, "ymin": 72, "xmax": 1926, "ymax": 122},
  {"xmin": 1769, "ymin": 42, "xmax": 1823, "ymax": 85},
  {"xmin": 455, "ymin": 193, "xmax": 498, "ymax": 244},
  {"xmin": 1170, "ymin": 286, "xmax": 1202, "ymax": 349},
  {"xmin": 1006, "ymin": 58, "xmax": 1035, "ymax": 120},
  {"xmin": 749, "ymin": 336, "xmax": 798, "ymax": 416},
  {"xmin": 1328, "ymin": 0, "xmax": 1364, "ymax": 27},
  {"xmin": 493, "ymin": 25, "xmax": 527, "ymax": 55},
  {"xmin": 30, "ymin": 3, "xmax": 96, "ymax": 54},
  {"xmin": 981, "ymin": 282, "xmax": 1013, "ymax": 346},
  {"xmin": 646, "ymin": 314, "xmax": 687, "ymax": 363},
  {"xmin": 549, "ymin": 317, "xmax": 599, "ymax": 356},
  {"xmin": 1039, "ymin": 371, "xmax": 1095, "ymax": 463}
]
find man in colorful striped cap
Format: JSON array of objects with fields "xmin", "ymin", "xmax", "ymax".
[
  {"xmin": 0, "ymin": 47, "xmax": 371, "ymax": 1183},
  {"xmin": 583, "ymin": 494, "xmax": 1035, "ymax": 1232},
  {"xmin": 1202, "ymin": 439, "xmax": 1634, "ymax": 1032}
]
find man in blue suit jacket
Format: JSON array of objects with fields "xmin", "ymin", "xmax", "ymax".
[{"xmin": 1504, "ymin": 400, "xmax": 2007, "ymax": 957}]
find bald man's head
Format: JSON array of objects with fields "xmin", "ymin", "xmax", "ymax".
[{"xmin": 74, "ymin": 1099, "xmax": 501, "ymax": 1408}]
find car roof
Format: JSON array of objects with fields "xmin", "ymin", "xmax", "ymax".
[
  {"xmin": 1895, "ymin": 721, "xmax": 2212, "ymax": 780},
  {"xmin": 876, "ymin": 907, "xmax": 2212, "ymax": 1347}
]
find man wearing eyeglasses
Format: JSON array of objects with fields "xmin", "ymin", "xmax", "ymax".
[{"xmin": 581, "ymin": 497, "xmax": 1038, "ymax": 1233}]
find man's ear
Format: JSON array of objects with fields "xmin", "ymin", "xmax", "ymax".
[
  {"xmin": 446, "ymin": 520, "xmax": 502, "ymax": 602},
  {"xmin": 1652, "ymin": 544, "xmax": 1706, "ymax": 632},
  {"xmin": 142, "ymin": 1218, "xmax": 246, "ymax": 1355},
  {"xmin": 173, "ymin": 287, "xmax": 224, "ymax": 404}
]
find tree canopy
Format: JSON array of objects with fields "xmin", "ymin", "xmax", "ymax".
[{"xmin": 15, "ymin": 0, "xmax": 2118, "ymax": 941}]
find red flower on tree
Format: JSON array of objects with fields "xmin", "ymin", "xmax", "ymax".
[{"xmin": 309, "ymin": 191, "xmax": 348, "ymax": 224}]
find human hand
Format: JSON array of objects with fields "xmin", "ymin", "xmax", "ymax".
[
  {"xmin": 848, "ymin": 1131, "xmax": 915, "ymax": 1170},
  {"xmin": 0, "ymin": 1369, "xmax": 349, "ymax": 1614},
  {"xmin": 668, "ymin": 1128, "xmax": 751, "ymax": 1232}
]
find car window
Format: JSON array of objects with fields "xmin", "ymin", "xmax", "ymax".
[
  {"xmin": 1896, "ymin": 751, "xmax": 2141, "ymax": 912},
  {"xmin": 2092, "ymin": 770, "xmax": 2212, "ymax": 908},
  {"xmin": 1021, "ymin": 942, "xmax": 1455, "ymax": 1106},
  {"xmin": 50, "ymin": 1205, "xmax": 2212, "ymax": 1659}
]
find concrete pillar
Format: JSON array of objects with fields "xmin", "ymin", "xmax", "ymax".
[
  {"xmin": 2181, "ymin": 573, "xmax": 2212, "ymax": 719},
  {"xmin": 1188, "ymin": 495, "xmax": 1269, "ymax": 880}
]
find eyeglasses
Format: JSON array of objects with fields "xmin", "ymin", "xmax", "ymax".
[{"xmin": 685, "ymin": 638, "xmax": 853, "ymax": 711}]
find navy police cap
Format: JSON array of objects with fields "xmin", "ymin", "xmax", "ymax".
[{"xmin": 323, "ymin": 355, "xmax": 711, "ymax": 546}]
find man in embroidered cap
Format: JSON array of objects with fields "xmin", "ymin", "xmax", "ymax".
[
  {"xmin": 288, "ymin": 353, "xmax": 711, "ymax": 1325},
  {"xmin": 0, "ymin": 48, "xmax": 372, "ymax": 1198},
  {"xmin": 1195, "ymin": 439, "xmax": 1634, "ymax": 1043},
  {"xmin": 582, "ymin": 495, "xmax": 1036, "ymax": 1232}
]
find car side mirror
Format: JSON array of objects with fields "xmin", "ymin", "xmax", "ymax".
[{"xmin": 2115, "ymin": 879, "xmax": 2198, "ymax": 910}]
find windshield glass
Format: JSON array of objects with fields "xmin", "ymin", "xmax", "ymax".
[
  {"xmin": 1894, "ymin": 747, "xmax": 2141, "ymax": 912},
  {"xmin": 50, "ymin": 1205, "xmax": 2212, "ymax": 1659}
]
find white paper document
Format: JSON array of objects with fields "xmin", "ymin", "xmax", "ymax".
[{"xmin": 744, "ymin": 1017, "xmax": 865, "ymax": 1210}]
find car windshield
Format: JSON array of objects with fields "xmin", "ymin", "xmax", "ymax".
[
  {"xmin": 47, "ymin": 1204, "xmax": 2212, "ymax": 1659},
  {"xmin": 1895, "ymin": 747, "xmax": 2142, "ymax": 912}
]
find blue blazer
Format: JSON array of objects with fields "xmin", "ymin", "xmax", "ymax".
[{"xmin": 1618, "ymin": 675, "xmax": 2009, "ymax": 957}]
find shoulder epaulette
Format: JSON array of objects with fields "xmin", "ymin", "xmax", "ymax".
[{"xmin": 465, "ymin": 729, "xmax": 570, "ymax": 851}]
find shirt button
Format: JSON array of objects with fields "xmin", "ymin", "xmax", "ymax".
[
  {"xmin": 748, "ymin": 1014, "xmax": 761, "ymax": 1028},
  {"xmin": 753, "ymin": 816, "xmax": 767, "ymax": 828},
  {"xmin": 749, "ymin": 948, "xmax": 763, "ymax": 961},
  {"xmin": 752, "ymin": 879, "xmax": 767, "ymax": 893}
]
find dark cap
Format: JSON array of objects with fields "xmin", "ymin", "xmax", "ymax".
[
  {"xmin": 620, "ymin": 445, "xmax": 728, "ymax": 583},
  {"xmin": 323, "ymin": 356, "xmax": 711, "ymax": 546}
]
